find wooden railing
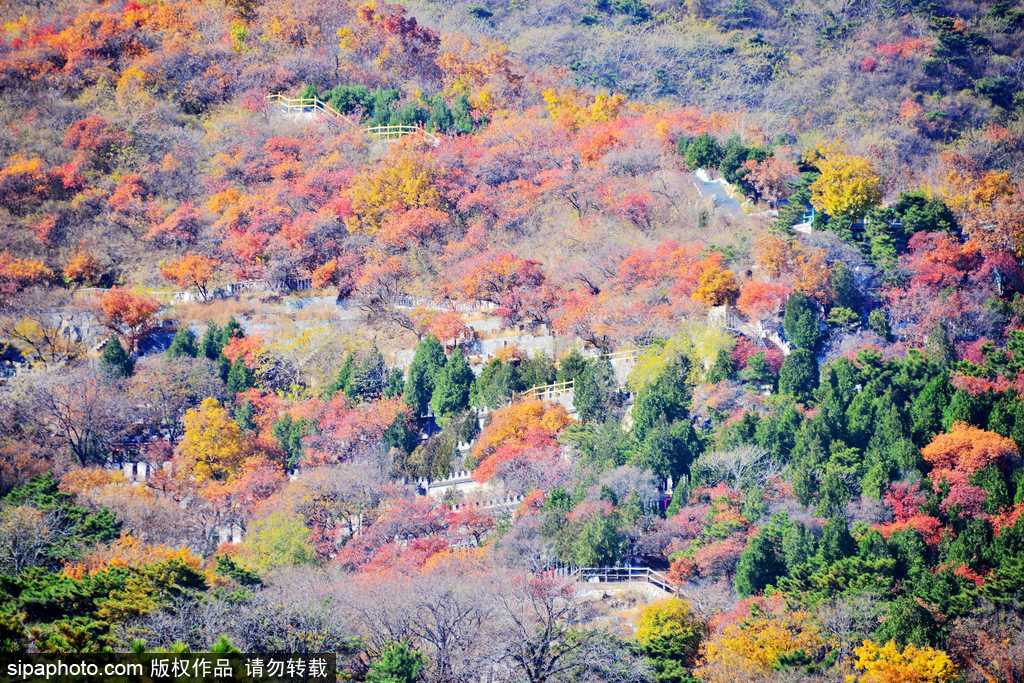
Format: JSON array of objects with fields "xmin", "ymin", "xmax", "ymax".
[
  {"xmin": 600, "ymin": 347, "xmax": 641, "ymax": 362},
  {"xmin": 513, "ymin": 379, "xmax": 574, "ymax": 402},
  {"xmin": 265, "ymin": 94, "xmax": 357, "ymax": 127},
  {"xmin": 510, "ymin": 347, "xmax": 642, "ymax": 403},
  {"xmin": 571, "ymin": 566, "xmax": 677, "ymax": 594},
  {"xmin": 267, "ymin": 94, "xmax": 441, "ymax": 145},
  {"xmin": 364, "ymin": 124, "xmax": 440, "ymax": 145}
]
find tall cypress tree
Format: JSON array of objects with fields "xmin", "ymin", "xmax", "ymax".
[
  {"xmin": 348, "ymin": 346, "xmax": 387, "ymax": 401},
  {"xmin": 633, "ymin": 355, "xmax": 692, "ymax": 441},
  {"xmin": 430, "ymin": 349, "xmax": 474, "ymax": 423},
  {"xmin": 470, "ymin": 358, "xmax": 521, "ymax": 409},
  {"xmin": 220, "ymin": 317, "xmax": 244, "ymax": 346},
  {"xmin": 783, "ymin": 292, "xmax": 821, "ymax": 350},
  {"xmin": 778, "ymin": 348, "xmax": 818, "ymax": 400},
  {"xmin": 200, "ymin": 323, "xmax": 223, "ymax": 360},
  {"xmin": 226, "ymin": 359, "xmax": 254, "ymax": 393},
  {"xmin": 574, "ymin": 357, "xmax": 620, "ymax": 421},
  {"xmin": 325, "ymin": 352, "xmax": 355, "ymax": 399},
  {"xmin": 403, "ymin": 335, "xmax": 447, "ymax": 416},
  {"xmin": 556, "ymin": 350, "xmax": 589, "ymax": 383},
  {"xmin": 735, "ymin": 518, "xmax": 788, "ymax": 597}
]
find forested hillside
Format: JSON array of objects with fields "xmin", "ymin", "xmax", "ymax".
[{"xmin": 0, "ymin": 0, "xmax": 1023, "ymax": 680}]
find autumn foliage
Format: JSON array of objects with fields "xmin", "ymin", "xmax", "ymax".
[
  {"xmin": 921, "ymin": 423, "xmax": 1018, "ymax": 477},
  {"xmin": 471, "ymin": 399, "xmax": 571, "ymax": 483},
  {"xmin": 851, "ymin": 640, "xmax": 956, "ymax": 683},
  {"xmin": 176, "ymin": 398, "xmax": 250, "ymax": 483},
  {"xmin": 96, "ymin": 288, "xmax": 161, "ymax": 351},
  {"xmin": 160, "ymin": 253, "xmax": 219, "ymax": 300},
  {"xmin": 810, "ymin": 145, "xmax": 882, "ymax": 217}
]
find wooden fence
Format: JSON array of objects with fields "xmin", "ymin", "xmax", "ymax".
[
  {"xmin": 364, "ymin": 124, "xmax": 441, "ymax": 145},
  {"xmin": 267, "ymin": 95, "xmax": 440, "ymax": 145},
  {"xmin": 265, "ymin": 94, "xmax": 357, "ymax": 128},
  {"xmin": 512, "ymin": 379, "xmax": 574, "ymax": 402}
]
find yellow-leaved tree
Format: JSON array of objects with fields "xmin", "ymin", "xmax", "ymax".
[
  {"xmin": 235, "ymin": 510, "xmax": 315, "ymax": 574},
  {"xmin": 346, "ymin": 151, "xmax": 440, "ymax": 236},
  {"xmin": 810, "ymin": 145, "xmax": 882, "ymax": 217},
  {"xmin": 849, "ymin": 640, "xmax": 956, "ymax": 683},
  {"xmin": 541, "ymin": 88, "xmax": 626, "ymax": 130},
  {"xmin": 692, "ymin": 261, "xmax": 740, "ymax": 307},
  {"xmin": 696, "ymin": 608, "xmax": 827, "ymax": 682},
  {"xmin": 177, "ymin": 398, "xmax": 248, "ymax": 482},
  {"xmin": 628, "ymin": 321, "xmax": 734, "ymax": 392},
  {"xmin": 635, "ymin": 597, "xmax": 705, "ymax": 680}
]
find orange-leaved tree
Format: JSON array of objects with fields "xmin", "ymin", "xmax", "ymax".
[
  {"xmin": 692, "ymin": 258, "xmax": 740, "ymax": 307},
  {"xmin": 921, "ymin": 423, "xmax": 1018, "ymax": 477},
  {"xmin": 64, "ymin": 534, "xmax": 202, "ymax": 579},
  {"xmin": 63, "ymin": 251, "xmax": 101, "ymax": 287},
  {"xmin": 96, "ymin": 287, "xmax": 161, "ymax": 352},
  {"xmin": 0, "ymin": 251, "xmax": 51, "ymax": 300},
  {"xmin": 411, "ymin": 308, "xmax": 472, "ymax": 348},
  {"xmin": 737, "ymin": 280, "xmax": 791, "ymax": 321},
  {"xmin": 471, "ymin": 399, "xmax": 571, "ymax": 482},
  {"xmin": 160, "ymin": 253, "xmax": 219, "ymax": 301}
]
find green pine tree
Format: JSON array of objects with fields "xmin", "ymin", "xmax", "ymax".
[
  {"xmin": 99, "ymin": 337, "xmax": 134, "ymax": 378},
  {"xmin": 556, "ymin": 350, "xmax": 589, "ymax": 383},
  {"xmin": 451, "ymin": 95, "xmax": 475, "ymax": 134},
  {"xmin": 519, "ymin": 354, "xmax": 556, "ymax": 389},
  {"xmin": 853, "ymin": 308, "xmax": 883, "ymax": 340},
  {"xmin": 632, "ymin": 355, "xmax": 692, "ymax": 441},
  {"xmin": 783, "ymin": 292, "xmax": 821, "ymax": 350},
  {"xmin": 210, "ymin": 634, "xmax": 241, "ymax": 653},
  {"xmin": 831, "ymin": 265, "xmax": 863, "ymax": 312},
  {"xmin": 574, "ymin": 357, "xmax": 620, "ymax": 421},
  {"xmin": 367, "ymin": 641, "xmax": 425, "ymax": 683},
  {"xmin": 403, "ymin": 335, "xmax": 447, "ymax": 416},
  {"xmin": 666, "ymin": 478, "xmax": 687, "ymax": 517},
  {"xmin": 226, "ymin": 359, "xmax": 254, "ymax": 393},
  {"xmin": 272, "ymin": 414, "xmax": 311, "ymax": 470},
  {"xmin": 166, "ymin": 327, "xmax": 198, "ymax": 358},
  {"xmin": 427, "ymin": 96, "xmax": 453, "ymax": 133},
  {"xmin": 325, "ymin": 352, "xmax": 355, "ymax": 398},
  {"xmin": 572, "ymin": 512, "xmax": 624, "ymax": 567},
  {"xmin": 630, "ymin": 419, "xmax": 701, "ymax": 482},
  {"xmin": 925, "ymin": 322, "xmax": 955, "ymax": 366},
  {"xmin": 683, "ymin": 132, "xmax": 722, "ymax": 170},
  {"xmin": 430, "ymin": 349, "xmax": 474, "ymax": 423},
  {"xmin": 200, "ymin": 323, "xmax": 223, "ymax": 360},
  {"xmin": 735, "ymin": 516, "xmax": 789, "ymax": 597},
  {"xmin": 778, "ymin": 348, "xmax": 818, "ymax": 400},
  {"xmin": 910, "ymin": 375, "xmax": 951, "ymax": 444},
  {"xmin": 470, "ymin": 358, "xmax": 521, "ymax": 409},
  {"xmin": 220, "ymin": 317, "xmax": 244, "ymax": 346},
  {"xmin": 234, "ymin": 400, "xmax": 256, "ymax": 431},
  {"xmin": 348, "ymin": 346, "xmax": 388, "ymax": 402}
]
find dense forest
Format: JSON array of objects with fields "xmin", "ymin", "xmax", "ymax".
[{"xmin": 0, "ymin": 0, "xmax": 1023, "ymax": 680}]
